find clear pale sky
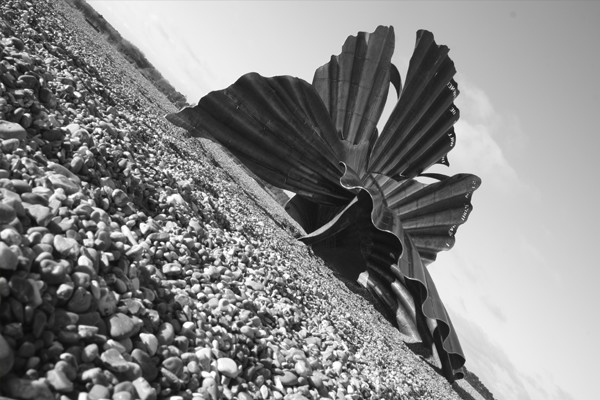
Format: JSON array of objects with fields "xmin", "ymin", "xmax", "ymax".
[{"xmin": 88, "ymin": 2, "xmax": 600, "ymax": 399}]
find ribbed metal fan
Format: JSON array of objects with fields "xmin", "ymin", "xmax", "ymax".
[{"xmin": 166, "ymin": 26, "xmax": 481, "ymax": 381}]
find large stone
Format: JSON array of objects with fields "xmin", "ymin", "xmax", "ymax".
[{"xmin": 0, "ymin": 120, "xmax": 26, "ymax": 141}]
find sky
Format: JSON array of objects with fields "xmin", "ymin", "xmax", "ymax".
[{"xmin": 87, "ymin": 1, "xmax": 600, "ymax": 399}]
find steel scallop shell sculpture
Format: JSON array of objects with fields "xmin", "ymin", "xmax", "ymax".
[{"xmin": 167, "ymin": 26, "xmax": 481, "ymax": 381}]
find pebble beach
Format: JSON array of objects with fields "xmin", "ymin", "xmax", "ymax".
[{"xmin": 0, "ymin": 1, "xmax": 467, "ymax": 399}]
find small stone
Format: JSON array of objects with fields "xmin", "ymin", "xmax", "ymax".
[
  {"xmin": 131, "ymin": 348, "xmax": 158, "ymax": 381},
  {"xmin": 125, "ymin": 244, "xmax": 144, "ymax": 260},
  {"xmin": 32, "ymin": 309, "xmax": 47, "ymax": 338},
  {"xmin": 1, "ymin": 137, "xmax": 20, "ymax": 152},
  {"xmin": 21, "ymin": 192, "xmax": 48, "ymax": 206},
  {"xmin": 132, "ymin": 376, "xmax": 156, "ymax": 400},
  {"xmin": 47, "ymin": 161, "xmax": 81, "ymax": 185},
  {"xmin": 331, "ymin": 361, "xmax": 343, "ymax": 374},
  {"xmin": 0, "ymin": 203, "xmax": 16, "ymax": 223},
  {"xmin": 66, "ymin": 287, "xmax": 92, "ymax": 313},
  {"xmin": 246, "ymin": 279, "xmax": 264, "ymax": 291},
  {"xmin": 53, "ymin": 235, "xmax": 80, "ymax": 258},
  {"xmin": 280, "ymin": 370, "xmax": 299, "ymax": 386},
  {"xmin": 157, "ymin": 322, "xmax": 175, "ymax": 345},
  {"xmin": 138, "ymin": 332, "xmax": 159, "ymax": 356},
  {"xmin": 146, "ymin": 232, "xmax": 169, "ymax": 242},
  {"xmin": 24, "ymin": 204, "xmax": 53, "ymax": 226},
  {"xmin": 39, "ymin": 87, "xmax": 56, "ymax": 105},
  {"xmin": 196, "ymin": 347, "xmax": 213, "ymax": 371},
  {"xmin": 9, "ymin": 276, "xmax": 42, "ymax": 307},
  {"xmin": 201, "ymin": 376, "xmax": 218, "ymax": 400},
  {"xmin": 81, "ymin": 367, "xmax": 109, "ymax": 385},
  {"xmin": 54, "ymin": 309, "xmax": 79, "ymax": 329},
  {"xmin": 286, "ymin": 394, "xmax": 309, "ymax": 400},
  {"xmin": 42, "ymin": 129, "xmax": 65, "ymax": 141},
  {"xmin": 88, "ymin": 384, "xmax": 111, "ymax": 400},
  {"xmin": 237, "ymin": 392, "xmax": 253, "ymax": 400},
  {"xmin": 70, "ymin": 156, "xmax": 85, "ymax": 174},
  {"xmin": 1, "ymin": 228, "xmax": 21, "ymax": 246},
  {"xmin": 48, "ymin": 174, "xmax": 79, "ymax": 195},
  {"xmin": 98, "ymin": 288, "xmax": 118, "ymax": 316},
  {"xmin": 240, "ymin": 325, "xmax": 255, "ymax": 339},
  {"xmin": 189, "ymin": 219, "xmax": 205, "ymax": 235},
  {"xmin": 72, "ymin": 271, "xmax": 91, "ymax": 288},
  {"xmin": 107, "ymin": 313, "xmax": 138, "ymax": 340},
  {"xmin": 17, "ymin": 341, "xmax": 36, "ymax": 358},
  {"xmin": 82, "ymin": 343, "xmax": 99, "ymax": 363},
  {"xmin": 56, "ymin": 282, "xmax": 75, "ymax": 301},
  {"xmin": 180, "ymin": 321, "xmax": 196, "ymax": 337},
  {"xmin": 11, "ymin": 179, "xmax": 31, "ymax": 194},
  {"xmin": 46, "ymin": 369, "xmax": 73, "ymax": 393},
  {"xmin": 162, "ymin": 262, "xmax": 181, "ymax": 277},
  {"xmin": 113, "ymin": 391, "xmax": 133, "ymax": 400},
  {"xmin": 112, "ymin": 189, "xmax": 130, "ymax": 207},
  {"xmin": 166, "ymin": 193, "xmax": 186, "ymax": 206},
  {"xmin": 217, "ymin": 357, "xmax": 239, "ymax": 378},
  {"xmin": 3, "ymin": 375, "xmax": 54, "ymax": 400},
  {"xmin": 40, "ymin": 259, "xmax": 68, "ymax": 285},
  {"xmin": 260, "ymin": 385, "xmax": 270, "ymax": 399},
  {"xmin": 114, "ymin": 381, "xmax": 135, "ymax": 395},
  {"xmin": 294, "ymin": 359, "xmax": 312, "ymax": 378},
  {"xmin": 105, "ymin": 338, "xmax": 127, "ymax": 353},
  {"xmin": 0, "ymin": 242, "xmax": 18, "ymax": 271},
  {"xmin": 0, "ymin": 333, "xmax": 15, "ymax": 377},
  {"xmin": 101, "ymin": 348, "xmax": 131, "ymax": 374},
  {"xmin": 0, "ymin": 120, "xmax": 26, "ymax": 141},
  {"xmin": 162, "ymin": 356, "xmax": 183, "ymax": 376}
]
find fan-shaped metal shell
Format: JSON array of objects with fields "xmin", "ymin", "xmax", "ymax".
[
  {"xmin": 313, "ymin": 25, "xmax": 394, "ymax": 146},
  {"xmin": 167, "ymin": 26, "xmax": 481, "ymax": 382}
]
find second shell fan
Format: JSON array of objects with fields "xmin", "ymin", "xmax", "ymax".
[{"xmin": 167, "ymin": 26, "xmax": 481, "ymax": 382}]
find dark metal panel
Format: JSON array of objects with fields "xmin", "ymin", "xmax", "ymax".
[
  {"xmin": 368, "ymin": 30, "xmax": 459, "ymax": 179},
  {"xmin": 313, "ymin": 25, "xmax": 395, "ymax": 147}
]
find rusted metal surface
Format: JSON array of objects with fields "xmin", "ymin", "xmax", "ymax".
[{"xmin": 167, "ymin": 26, "xmax": 481, "ymax": 382}]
